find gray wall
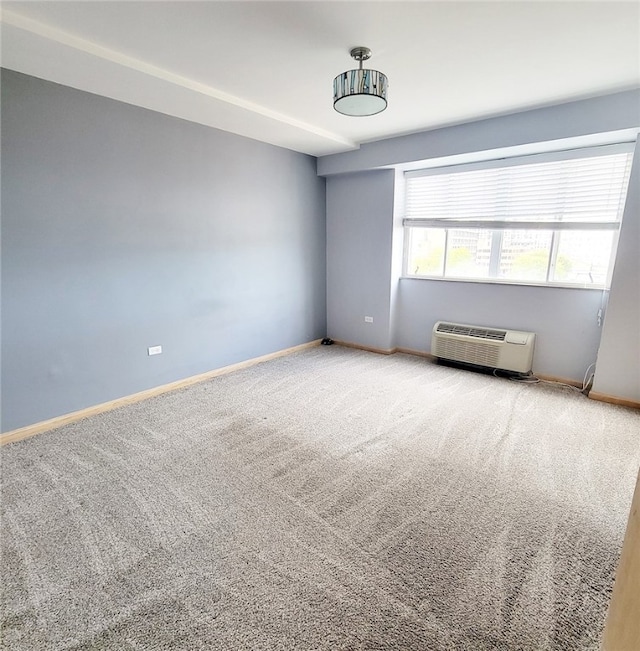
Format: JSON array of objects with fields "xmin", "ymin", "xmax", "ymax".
[
  {"xmin": 326, "ymin": 180, "xmax": 606, "ymax": 379},
  {"xmin": 321, "ymin": 92, "xmax": 640, "ymax": 391},
  {"xmin": 592, "ymin": 139, "xmax": 640, "ymax": 401},
  {"xmin": 395, "ymin": 280, "xmax": 604, "ymax": 382},
  {"xmin": 1, "ymin": 70, "xmax": 327, "ymax": 432},
  {"xmin": 318, "ymin": 90, "xmax": 640, "ymax": 176},
  {"xmin": 326, "ymin": 170, "xmax": 395, "ymax": 351}
]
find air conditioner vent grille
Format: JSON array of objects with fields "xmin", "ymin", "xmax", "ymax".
[
  {"xmin": 436, "ymin": 322, "xmax": 507, "ymax": 341},
  {"xmin": 435, "ymin": 338, "xmax": 501, "ymax": 368}
]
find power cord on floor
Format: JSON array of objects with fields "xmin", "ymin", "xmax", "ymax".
[
  {"xmin": 493, "ymin": 361, "xmax": 597, "ymax": 395},
  {"xmin": 581, "ymin": 362, "xmax": 596, "ymax": 394}
]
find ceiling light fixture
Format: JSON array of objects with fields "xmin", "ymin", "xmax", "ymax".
[{"xmin": 333, "ymin": 47, "xmax": 388, "ymax": 117}]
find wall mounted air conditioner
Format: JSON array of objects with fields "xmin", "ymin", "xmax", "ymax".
[{"xmin": 432, "ymin": 321, "xmax": 535, "ymax": 374}]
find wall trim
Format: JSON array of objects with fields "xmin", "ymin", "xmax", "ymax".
[
  {"xmin": 396, "ymin": 346, "xmax": 436, "ymax": 360},
  {"xmin": 7, "ymin": 339, "xmax": 636, "ymax": 445},
  {"xmin": 332, "ymin": 340, "xmax": 397, "ymax": 355},
  {"xmin": 1, "ymin": 339, "xmax": 322, "ymax": 446},
  {"xmin": 338, "ymin": 343, "xmax": 640, "ymax": 407},
  {"xmin": 536, "ymin": 373, "xmax": 582, "ymax": 389},
  {"xmin": 589, "ymin": 391, "xmax": 640, "ymax": 410}
]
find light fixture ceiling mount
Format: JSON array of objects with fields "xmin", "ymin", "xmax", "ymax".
[
  {"xmin": 333, "ymin": 46, "xmax": 388, "ymax": 117},
  {"xmin": 349, "ymin": 46, "xmax": 373, "ymax": 63}
]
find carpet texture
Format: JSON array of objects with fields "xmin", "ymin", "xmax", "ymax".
[{"xmin": 2, "ymin": 346, "xmax": 639, "ymax": 650}]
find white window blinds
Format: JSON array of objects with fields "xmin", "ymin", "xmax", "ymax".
[{"xmin": 404, "ymin": 147, "xmax": 633, "ymax": 229}]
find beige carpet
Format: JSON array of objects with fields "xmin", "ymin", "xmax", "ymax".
[{"xmin": 2, "ymin": 346, "xmax": 639, "ymax": 650}]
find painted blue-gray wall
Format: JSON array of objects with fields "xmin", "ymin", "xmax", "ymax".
[
  {"xmin": 318, "ymin": 90, "xmax": 640, "ymax": 176},
  {"xmin": 326, "ymin": 171, "xmax": 395, "ymax": 351},
  {"xmin": 321, "ymin": 91, "xmax": 640, "ymax": 390},
  {"xmin": 1, "ymin": 70, "xmax": 327, "ymax": 432},
  {"xmin": 592, "ymin": 138, "xmax": 640, "ymax": 401},
  {"xmin": 395, "ymin": 280, "xmax": 604, "ymax": 382}
]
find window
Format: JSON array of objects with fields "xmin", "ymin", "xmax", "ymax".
[{"xmin": 403, "ymin": 145, "xmax": 634, "ymax": 288}]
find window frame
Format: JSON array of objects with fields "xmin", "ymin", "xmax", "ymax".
[{"xmin": 402, "ymin": 143, "xmax": 634, "ymax": 290}]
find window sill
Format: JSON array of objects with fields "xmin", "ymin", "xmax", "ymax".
[{"xmin": 400, "ymin": 275, "xmax": 608, "ymax": 291}]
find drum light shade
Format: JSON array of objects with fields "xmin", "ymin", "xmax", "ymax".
[{"xmin": 333, "ymin": 47, "xmax": 388, "ymax": 116}]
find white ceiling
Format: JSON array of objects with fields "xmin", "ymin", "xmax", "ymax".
[{"xmin": 2, "ymin": 1, "xmax": 639, "ymax": 157}]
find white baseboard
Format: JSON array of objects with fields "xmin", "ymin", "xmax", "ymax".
[
  {"xmin": 588, "ymin": 391, "xmax": 640, "ymax": 410},
  {"xmin": 1, "ymin": 339, "xmax": 322, "ymax": 445}
]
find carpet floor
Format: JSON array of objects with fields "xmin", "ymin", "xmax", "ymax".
[{"xmin": 2, "ymin": 346, "xmax": 639, "ymax": 650}]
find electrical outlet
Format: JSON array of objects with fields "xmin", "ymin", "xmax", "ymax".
[
  {"xmin": 148, "ymin": 345, "xmax": 162, "ymax": 356},
  {"xmin": 364, "ymin": 316, "xmax": 374, "ymax": 323}
]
